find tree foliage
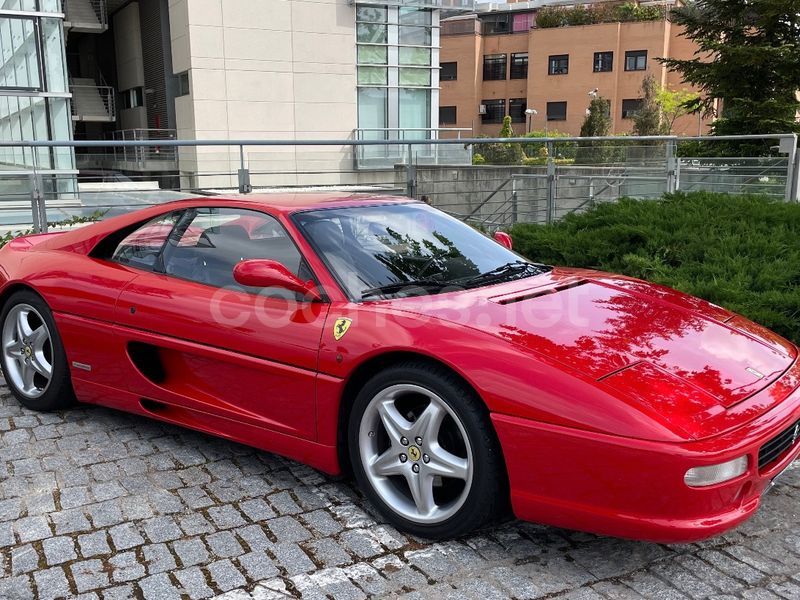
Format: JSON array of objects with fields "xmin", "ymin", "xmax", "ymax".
[
  {"xmin": 633, "ymin": 75, "xmax": 669, "ymax": 136},
  {"xmin": 576, "ymin": 96, "xmax": 614, "ymax": 164},
  {"xmin": 661, "ymin": 0, "xmax": 800, "ymax": 137},
  {"xmin": 536, "ymin": 2, "xmax": 665, "ymax": 28},
  {"xmin": 473, "ymin": 116, "xmax": 526, "ymax": 165},
  {"xmin": 657, "ymin": 86, "xmax": 701, "ymax": 134}
]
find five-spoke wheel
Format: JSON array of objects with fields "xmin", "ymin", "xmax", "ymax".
[
  {"xmin": 349, "ymin": 361, "xmax": 506, "ymax": 538},
  {"xmin": 0, "ymin": 290, "xmax": 74, "ymax": 411},
  {"xmin": 359, "ymin": 383, "xmax": 474, "ymax": 524},
  {"xmin": 2, "ymin": 303, "xmax": 54, "ymax": 398}
]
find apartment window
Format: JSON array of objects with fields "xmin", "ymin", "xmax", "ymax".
[
  {"xmin": 175, "ymin": 71, "xmax": 190, "ymax": 96},
  {"xmin": 509, "ymin": 98, "xmax": 527, "ymax": 123},
  {"xmin": 547, "ymin": 101, "xmax": 567, "ymax": 121},
  {"xmin": 512, "ymin": 12, "xmax": 534, "ymax": 33},
  {"xmin": 548, "ymin": 54, "xmax": 569, "ymax": 75},
  {"xmin": 593, "ymin": 51, "xmax": 613, "ymax": 73},
  {"xmin": 625, "ymin": 50, "xmax": 647, "ymax": 71},
  {"xmin": 121, "ymin": 87, "xmax": 144, "ymax": 109},
  {"xmin": 621, "ymin": 98, "xmax": 643, "ymax": 118},
  {"xmin": 439, "ymin": 105, "xmax": 457, "ymax": 125},
  {"xmin": 356, "ymin": 6, "xmax": 388, "ymax": 43},
  {"xmin": 481, "ymin": 99, "xmax": 505, "ymax": 124},
  {"xmin": 441, "ymin": 62, "xmax": 457, "ymax": 81},
  {"xmin": 482, "ymin": 14, "xmax": 511, "ymax": 35},
  {"xmin": 483, "ymin": 54, "xmax": 506, "ymax": 81},
  {"xmin": 510, "ymin": 53, "xmax": 528, "ymax": 79},
  {"xmin": 399, "ymin": 7, "xmax": 432, "ymax": 45}
]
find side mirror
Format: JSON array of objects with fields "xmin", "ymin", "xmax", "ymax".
[
  {"xmin": 233, "ymin": 259, "xmax": 322, "ymax": 301},
  {"xmin": 493, "ymin": 231, "xmax": 513, "ymax": 250}
]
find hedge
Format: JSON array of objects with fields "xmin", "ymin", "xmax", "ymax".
[{"xmin": 509, "ymin": 192, "xmax": 800, "ymax": 344}]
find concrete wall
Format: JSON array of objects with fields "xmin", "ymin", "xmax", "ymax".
[{"xmin": 167, "ymin": 0, "xmax": 359, "ymax": 188}]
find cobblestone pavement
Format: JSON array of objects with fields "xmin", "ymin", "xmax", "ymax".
[{"xmin": 1, "ymin": 385, "xmax": 799, "ymax": 600}]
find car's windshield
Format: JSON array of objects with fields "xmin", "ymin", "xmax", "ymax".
[{"xmin": 294, "ymin": 202, "xmax": 551, "ymax": 300}]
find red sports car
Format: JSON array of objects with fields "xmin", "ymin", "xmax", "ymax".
[{"xmin": 1, "ymin": 194, "xmax": 798, "ymax": 542}]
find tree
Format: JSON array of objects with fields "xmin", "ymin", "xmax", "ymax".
[
  {"xmin": 661, "ymin": 0, "xmax": 800, "ymax": 137},
  {"xmin": 633, "ymin": 75, "xmax": 668, "ymax": 136},
  {"xmin": 580, "ymin": 96, "xmax": 611, "ymax": 138},
  {"xmin": 656, "ymin": 86, "xmax": 701, "ymax": 134},
  {"xmin": 476, "ymin": 116, "xmax": 525, "ymax": 165},
  {"xmin": 576, "ymin": 96, "xmax": 612, "ymax": 164}
]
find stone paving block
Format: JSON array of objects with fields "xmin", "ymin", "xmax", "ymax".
[
  {"xmin": 175, "ymin": 566, "xmax": 215, "ymax": 599},
  {"xmin": 0, "ymin": 574, "xmax": 33, "ymax": 600},
  {"xmin": 11, "ymin": 543, "xmax": 40, "ymax": 575},
  {"xmin": 237, "ymin": 550, "xmax": 280, "ymax": 580},
  {"xmin": 265, "ymin": 515, "xmax": 311, "ymax": 544},
  {"xmin": 138, "ymin": 572, "xmax": 183, "ymax": 600},
  {"xmin": 305, "ymin": 537, "xmax": 353, "ymax": 567},
  {"xmin": 33, "ymin": 566, "xmax": 72, "ymax": 600},
  {"xmin": 109, "ymin": 522, "xmax": 145, "ymax": 550},
  {"xmin": 173, "ymin": 537, "xmax": 210, "ymax": 567},
  {"xmin": 78, "ymin": 530, "xmax": 112, "ymax": 557},
  {"xmin": 209, "ymin": 504, "xmax": 248, "ymax": 529},
  {"xmin": 42, "ymin": 535, "xmax": 77, "ymax": 566},
  {"xmin": 13, "ymin": 514, "xmax": 51, "ymax": 542},
  {"xmin": 143, "ymin": 515, "xmax": 184, "ymax": 543},
  {"xmin": 272, "ymin": 541, "xmax": 316, "ymax": 575},
  {"xmin": 70, "ymin": 559, "xmax": 110, "ymax": 593},
  {"xmin": 239, "ymin": 498, "xmax": 276, "ymax": 522},
  {"xmin": 207, "ymin": 530, "xmax": 245, "ymax": 558},
  {"xmin": 235, "ymin": 524, "xmax": 273, "ymax": 552},
  {"xmin": 208, "ymin": 559, "xmax": 248, "ymax": 592},
  {"xmin": 109, "ymin": 551, "xmax": 147, "ymax": 582},
  {"xmin": 142, "ymin": 542, "xmax": 178, "ymax": 574}
]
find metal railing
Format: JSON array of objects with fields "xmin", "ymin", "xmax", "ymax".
[
  {"xmin": 354, "ymin": 128, "xmax": 473, "ymax": 169},
  {"xmin": 0, "ymin": 133, "xmax": 796, "ymax": 235},
  {"xmin": 70, "ymin": 84, "xmax": 116, "ymax": 122}
]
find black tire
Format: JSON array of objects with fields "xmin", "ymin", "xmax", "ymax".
[
  {"xmin": 348, "ymin": 360, "xmax": 507, "ymax": 539},
  {"xmin": 0, "ymin": 290, "xmax": 75, "ymax": 411}
]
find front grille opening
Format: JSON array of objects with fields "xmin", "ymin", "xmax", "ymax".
[{"xmin": 758, "ymin": 418, "xmax": 800, "ymax": 471}]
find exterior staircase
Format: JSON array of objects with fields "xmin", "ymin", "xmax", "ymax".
[
  {"xmin": 70, "ymin": 77, "xmax": 116, "ymax": 122},
  {"xmin": 64, "ymin": 0, "xmax": 108, "ymax": 33}
]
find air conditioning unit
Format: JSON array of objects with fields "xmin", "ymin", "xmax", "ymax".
[{"xmin": 478, "ymin": 104, "xmax": 487, "ymax": 114}]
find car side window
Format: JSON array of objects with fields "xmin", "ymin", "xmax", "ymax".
[
  {"xmin": 160, "ymin": 207, "xmax": 309, "ymax": 298},
  {"xmin": 111, "ymin": 212, "xmax": 183, "ymax": 271}
]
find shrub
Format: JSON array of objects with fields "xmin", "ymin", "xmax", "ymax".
[
  {"xmin": 509, "ymin": 192, "xmax": 800, "ymax": 344},
  {"xmin": 522, "ymin": 131, "xmax": 577, "ymax": 160},
  {"xmin": 536, "ymin": 1, "xmax": 665, "ymax": 28}
]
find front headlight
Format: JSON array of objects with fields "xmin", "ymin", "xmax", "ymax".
[{"xmin": 684, "ymin": 456, "xmax": 749, "ymax": 487}]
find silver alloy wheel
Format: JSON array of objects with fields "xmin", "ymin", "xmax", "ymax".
[
  {"xmin": 2, "ymin": 303, "xmax": 53, "ymax": 399},
  {"xmin": 358, "ymin": 383, "xmax": 474, "ymax": 524}
]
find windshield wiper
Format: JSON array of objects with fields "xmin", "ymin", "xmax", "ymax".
[
  {"xmin": 361, "ymin": 279, "xmax": 451, "ymax": 299},
  {"xmin": 456, "ymin": 261, "xmax": 546, "ymax": 289}
]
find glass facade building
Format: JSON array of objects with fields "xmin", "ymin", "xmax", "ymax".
[
  {"xmin": 356, "ymin": 4, "xmax": 439, "ymax": 142},
  {"xmin": 0, "ymin": 0, "xmax": 73, "ymax": 175}
]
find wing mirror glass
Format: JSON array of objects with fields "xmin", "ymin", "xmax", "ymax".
[{"xmin": 233, "ymin": 259, "xmax": 321, "ymax": 301}]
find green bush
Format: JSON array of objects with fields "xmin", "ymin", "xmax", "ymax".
[
  {"xmin": 509, "ymin": 192, "xmax": 800, "ymax": 344},
  {"xmin": 536, "ymin": 2, "xmax": 665, "ymax": 28}
]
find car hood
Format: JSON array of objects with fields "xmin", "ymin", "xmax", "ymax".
[{"xmin": 385, "ymin": 269, "xmax": 797, "ymax": 434}]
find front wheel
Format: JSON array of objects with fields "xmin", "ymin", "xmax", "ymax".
[
  {"xmin": 348, "ymin": 361, "xmax": 507, "ymax": 539},
  {"xmin": 0, "ymin": 290, "xmax": 75, "ymax": 411}
]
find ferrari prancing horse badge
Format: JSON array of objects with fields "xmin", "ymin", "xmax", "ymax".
[{"xmin": 333, "ymin": 318, "xmax": 352, "ymax": 341}]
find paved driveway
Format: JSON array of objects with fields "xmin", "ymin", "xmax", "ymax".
[{"xmin": 1, "ymin": 385, "xmax": 799, "ymax": 600}]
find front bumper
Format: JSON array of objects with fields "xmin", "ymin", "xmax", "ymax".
[{"xmin": 492, "ymin": 383, "xmax": 800, "ymax": 543}]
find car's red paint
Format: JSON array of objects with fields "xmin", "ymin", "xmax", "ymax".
[{"xmin": 1, "ymin": 193, "xmax": 798, "ymax": 543}]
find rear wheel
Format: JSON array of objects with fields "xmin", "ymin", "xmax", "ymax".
[
  {"xmin": 348, "ymin": 361, "xmax": 506, "ymax": 539},
  {"xmin": 1, "ymin": 290, "xmax": 75, "ymax": 411}
]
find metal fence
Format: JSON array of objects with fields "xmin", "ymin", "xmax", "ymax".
[{"xmin": 0, "ymin": 133, "xmax": 796, "ymax": 234}]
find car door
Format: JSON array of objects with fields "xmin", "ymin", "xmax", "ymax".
[{"xmin": 112, "ymin": 206, "xmax": 329, "ymax": 440}]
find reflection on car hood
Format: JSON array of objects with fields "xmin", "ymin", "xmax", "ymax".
[{"xmin": 389, "ymin": 268, "xmax": 797, "ymax": 410}]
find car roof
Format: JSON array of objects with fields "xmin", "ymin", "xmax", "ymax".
[
  {"xmin": 36, "ymin": 193, "xmax": 419, "ymax": 255},
  {"xmin": 188, "ymin": 192, "xmax": 415, "ymax": 214}
]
